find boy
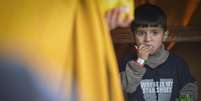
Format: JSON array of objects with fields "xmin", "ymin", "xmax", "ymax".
[{"xmin": 120, "ymin": 3, "xmax": 197, "ymax": 101}]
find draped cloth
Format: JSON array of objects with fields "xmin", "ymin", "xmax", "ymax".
[{"xmin": 0, "ymin": 0, "xmax": 134, "ymax": 101}]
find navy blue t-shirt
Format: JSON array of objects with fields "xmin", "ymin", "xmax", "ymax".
[{"xmin": 120, "ymin": 53, "xmax": 195, "ymax": 101}]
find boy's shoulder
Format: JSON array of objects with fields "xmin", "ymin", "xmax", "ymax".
[
  {"xmin": 165, "ymin": 52, "xmax": 188, "ymax": 68},
  {"xmin": 168, "ymin": 52, "xmax": 186, "ymax": 62}
]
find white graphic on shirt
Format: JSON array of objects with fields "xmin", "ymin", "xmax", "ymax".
[{"xmin": 140, "ymin": 79, "xmax": 173, "ymax": 101}]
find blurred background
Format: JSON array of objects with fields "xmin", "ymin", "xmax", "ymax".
[{"xmin": 112, "ymin": 0, "xmax": 201, "ymax": 100}]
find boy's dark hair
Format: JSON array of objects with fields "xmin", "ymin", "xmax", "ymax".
[{"xmin": 131, "ymin": 3, "xmax": 167, "ymax": 32}]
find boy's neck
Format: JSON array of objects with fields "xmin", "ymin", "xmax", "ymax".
[{"xmin": 146, "ymin": 44, "xmax": 169, "ymax": 68}]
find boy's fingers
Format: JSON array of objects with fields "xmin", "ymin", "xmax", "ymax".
[
  {"xmin": 140, "ymin": 47, "xmax": 151, "ymax": 54},
  {"xmin": 139, "ymin": 44, "xmax": 146, "ymax": 51}
]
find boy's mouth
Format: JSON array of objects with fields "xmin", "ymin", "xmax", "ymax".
[{"xmin": 144, "ymin": 44, "xmax": 153, "ymax": 48}]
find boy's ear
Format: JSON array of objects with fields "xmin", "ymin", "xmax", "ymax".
[{"xmin": 163, "ymin": 31, "xmax": 169, "ymax": 42}]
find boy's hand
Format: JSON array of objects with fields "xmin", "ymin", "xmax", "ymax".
[{"xmin": 137, "ymin": 44, "xmax": 152, "ymax": 60}]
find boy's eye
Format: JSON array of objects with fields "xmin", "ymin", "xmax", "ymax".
[
  {"xmin": 136, "ymin": 31, "xmax": 146, "ymax": 36},
  {"xmin": 152, "ymin": 31, "xmax": 160, "ymax": 35}
]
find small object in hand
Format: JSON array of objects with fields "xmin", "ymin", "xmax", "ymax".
[{"xmin": 176, "ymin": 95, "xmax": 192, "ymax": 101}]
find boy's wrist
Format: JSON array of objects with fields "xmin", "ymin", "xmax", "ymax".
[{"xmin": 136, "ymin": 58, "xmax": 146, "ymax": 65}]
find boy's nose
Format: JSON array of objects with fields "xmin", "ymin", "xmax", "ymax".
[{"xmin": 145, "ymin": 33, "xmax": 151, "ymax": 42}]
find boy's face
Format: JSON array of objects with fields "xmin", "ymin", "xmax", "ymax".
[{"xmin": 134, "ymin": 26, "xmax": 164, "ymax": 55}]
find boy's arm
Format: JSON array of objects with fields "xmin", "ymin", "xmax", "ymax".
[
  {"xmin": 179, "ymin": 81, "xmax": 198, "ymax": 101},
  {"xmin": 120, "ymin": 60, "xmax": 146, "ymax": 93},
  {"xmin": 177, "ymin": 58, "xmax": 198, "ymax": 101}
]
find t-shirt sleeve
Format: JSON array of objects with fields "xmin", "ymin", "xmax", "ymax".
[
  {"xmin": 177, "ymin": 58, "xmax": 195, "ymax": 88},
  {"xmin": 176, "ymin": 58, "xmax": 197, "ymax": 100}
]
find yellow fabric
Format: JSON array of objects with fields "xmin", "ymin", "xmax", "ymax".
[{"xmin": 0, "ymin": 0, "xmax": 134, "ymax": 101}]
